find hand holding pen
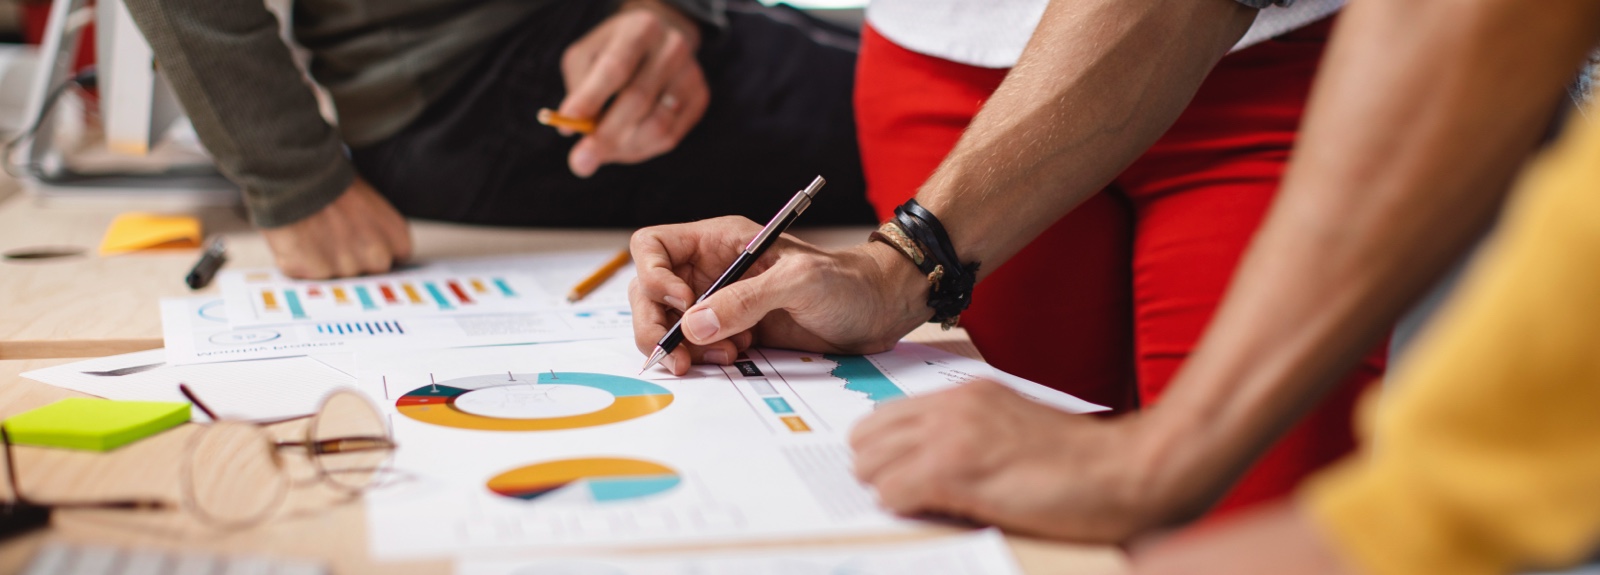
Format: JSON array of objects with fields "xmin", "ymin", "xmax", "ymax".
[
  {"xmin": 638, "ymin": 177, "xmax": 827, "ymax": 373},
  {"xmin": 628, "ymin": 177, "xmax": 934, "ymax": 376}
]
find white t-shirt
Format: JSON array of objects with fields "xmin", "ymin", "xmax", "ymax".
[{"xmin": 866, "ymin": 0, "xmax": 1346, "ymax": 69}]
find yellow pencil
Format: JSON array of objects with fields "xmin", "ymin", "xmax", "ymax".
[
  {"xmin": 538, "ymin": 108, "xmax": 597, "ymax": 135},
  {"xmin": 567, "ymin": 248, "xmax": 632, "ymax": 303}
]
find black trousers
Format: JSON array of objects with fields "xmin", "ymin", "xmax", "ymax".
[{"xmin": 350, "ymin": 0, "xmax": 873, "ymax": 228}]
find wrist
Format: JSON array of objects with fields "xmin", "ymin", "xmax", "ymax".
[
  {"xmin": 876, "ymin": 202, "xmax": 981, "ymax": 328},
  {"xmin": 856, "ymin": 240, "xmax": 935, "ymax": 338},
  {"xmin": 1121, "ymin": 403, "xmax": 1227, "ymax": 528}
]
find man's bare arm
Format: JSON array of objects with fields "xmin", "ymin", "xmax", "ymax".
[
  {"xmin": 919, "ymin": 0, "xmax": 1257, "ymax": 272},
  {"xmin": 1136, "ymin": 0, "xmax": 1600, "ymax": 520},
  {"xmin": 625, "ymin": 0, "xmax": 1261, "ymax": 370}
]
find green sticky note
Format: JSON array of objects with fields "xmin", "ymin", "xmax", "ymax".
[{"xmin": 3, "ymin": 399, "xmax": 190, "ymax": 452}]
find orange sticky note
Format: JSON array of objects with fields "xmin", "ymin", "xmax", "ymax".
[{"xmin": 98, "ymin": 212, "xmax": 202, "ymax": 256}]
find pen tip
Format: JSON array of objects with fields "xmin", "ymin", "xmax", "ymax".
[{"xmin": 639, "ymin": 348, "xmax": 667, "ymax": 374}]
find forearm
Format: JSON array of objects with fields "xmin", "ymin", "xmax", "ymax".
[
  {"xmin": 917, "ymin": 0, "xmax": 1255, "ymax": 275},
  {"xmin": 123, "ymin": 0, "xmax": 352, "ymax": 227},
  {"xmin": 1134, "ymin": 0, "xmax": 1600, "ymax": 520},
  {"xmin": 1309, "ymin": 114, "xmax": 1600, "ymax": 575}
]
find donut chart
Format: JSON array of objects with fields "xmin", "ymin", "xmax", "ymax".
[
  {"xmin": 487, "ymin": 457, "xmax": 681, "ymax": 503},
  {"xmin": 396, "ymin": 372, "xmax": 673, "ymax": 431}
]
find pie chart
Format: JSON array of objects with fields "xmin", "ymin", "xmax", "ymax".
[
  {"xmin": 487, "ymin": 457, "xmax": 681, "ymax": 503},
  {"xmin": 395, "ymin": 372, "xmax": 673, "ymax": 431}
]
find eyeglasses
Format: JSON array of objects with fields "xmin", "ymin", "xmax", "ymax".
[{"xmin": 1, "ymin": 386, "xmax": 396, "ymax": 529}]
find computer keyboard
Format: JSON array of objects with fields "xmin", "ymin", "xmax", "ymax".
[{"xmin": 21, "ymin": 541, "xmax": 328, "ymax": 575}]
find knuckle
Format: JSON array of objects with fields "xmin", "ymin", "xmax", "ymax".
[
  {"xmin": 662, "ymin": 33, "xmax": 692, "ymax": 63},
  {"xmin": 363, "ymin": 252, "xmax": 391, "ymax": 274},
  {"xmin": 952, "ymin": 381, "xmax": 991, "ymax": 402},
  {"xmin": 592, "ymin": 57, "xmax": 633, "ymax": 87},
  {"xmin": 620, "ymin": 84, "xmax": 653, "ymax": 106},
  {"xmin": 721, "ymin": 286, "xmax": 758, "ymax": 318},
  {"xmin": 635, "ymin": 13, "xmax": 664, "ymax": 37},
  {"xmin": 561, "ymin": 47, "xmax": 584, "ymax": 75},
  {"xmin": 629, "ymin": 227, "xmax": 657, "ymax": 252}
]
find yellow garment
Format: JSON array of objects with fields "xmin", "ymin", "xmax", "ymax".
[{"xmin": 1305, "ymin": 114, "xmax": 1600, "ymax": 575}]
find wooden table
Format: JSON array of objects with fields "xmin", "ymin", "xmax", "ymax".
[
  {"xmin": 0, "ymin": 188, "xmax": 874, "ymax": 360},
  {"xmin": 0, "ymin": 184, "xmax": 1128, "ymax": 574}
]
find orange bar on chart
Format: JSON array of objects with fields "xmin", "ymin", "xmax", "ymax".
[
  {"xmin": 780, "ymin": 416, "xmax": 811, "ymax": 433},
  {"xmin": 261, "ymin": 290, "xmax": 279, "ymax": 311},
  {"xmin": 470, "ymin": 278, "xmax": 488, "ymax": 293},
  {"xmin": 379, "ymin": 284, "xmax": 399, "ymax": 304},
  {"xmin": 402, "ymin": 283, "xmax": 424, "ymax": 304},
  {"xmin": 332, "ymin": 287, "xmax": 350, "ymax": 304},
  {"xmin": 448, "ymin": 280, "xmax": 473, "ymax": 304}
]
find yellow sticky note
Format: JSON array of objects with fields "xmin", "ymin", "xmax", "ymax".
[{"xmin": 98, "ymin": 212, "xmax": 202, "ymax": 256}]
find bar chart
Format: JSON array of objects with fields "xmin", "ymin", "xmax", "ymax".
[{"xmin": 230, "ymin": 272, "xmax": 539, "ymax": 326}]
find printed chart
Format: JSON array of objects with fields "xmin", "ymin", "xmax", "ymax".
[
  {"xmin": 219, "ymin": 251, "xmax": 639, "ymax": 327},
  {"xmin": 357, "ymin": 338, "xmax": 1105, "ymax": 559},
  {"xmin": 486, "ymin": 458, "xmax": 681, "ymax": 503},
  {"xmin": 396, "ymin": 372, "xmax": 673, "ymax": 431},
  {"xmin": 161, "ymin": 298, "xmax": 637, "ymax": 366},
  {"xmin": 234, "ymin": 273, "xmax": 531, "ymax": 325}
]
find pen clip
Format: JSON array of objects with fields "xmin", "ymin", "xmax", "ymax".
[{"xmin": 743, "ymin": 176, "xmax": 825, "ymax": 253}]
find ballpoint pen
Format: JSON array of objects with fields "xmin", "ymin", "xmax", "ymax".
[{"xmin": 640, "ymin": 176, "xmax": 827, "ymax": 373}]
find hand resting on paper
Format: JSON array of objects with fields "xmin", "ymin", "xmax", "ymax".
[
  {"xmin": 850, "ymin": 379, "xmax": 1175, "ymax": 542},
  {"xmin": 261, "ymin": 176, "xmax": 414, "ymax": 280}
]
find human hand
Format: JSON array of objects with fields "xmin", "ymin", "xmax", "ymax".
[
  {"xmin": 1130, "ymin": 502, "xmax": 1357, "ymax": 575},
  {"xmin": 850, "ymin": 380, "xmax": 1163, "ymax": 542},
  {"xmin": 261, "ymin": 177, "xmax": 413, "ymax": 279},
  {"xmin": 628, "ymin": 216, "xmax": 932, "ymax": 375},
  {"xmin": 557, "ymin": 0, "xmax": 709, "ymax": 178}
]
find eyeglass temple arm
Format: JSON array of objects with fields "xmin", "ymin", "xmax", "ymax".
[
  {"xmin": 178, "ymin": 384, "xmax": 220, "ymax": 421},
  {"xmin": 1, "ymin": 427, "xmax": 29, "ymax": 506},
  {"xmin": 0, "ymin": 427, "xmax": 172, "ymax": 511},
  {"xmin": 277, "ymin": 436, "xmax": 396, "ymax": 454},
  {"xmin": 180, "ymin": 384, "xmax": 319, "ymax": 426}
]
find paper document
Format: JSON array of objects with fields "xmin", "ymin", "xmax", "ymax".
[
  {"xmin": 457, "ymin": 529, "xmax": 1024, "ymax": 575},
  {"xmin": 357, "ymin": 338, "xmax": 1103, "ymax": 558},
  {"xmin": 219, "ymin": 251, "xmax": 634, "ymax": 327},
  {"xmin": 21, "ymin": 349, "xmax": 356, "ymax": 422},
  {"xmin": 162, "ymin": 297, "xmax": 632, "ymax": 366}
]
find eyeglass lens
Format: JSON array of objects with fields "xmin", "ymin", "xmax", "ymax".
[
  {"xmin": 310, "ymin": 392, "xmax": 393, "ymax": 493},
  {"xmin": 183, "ymin": 421, "xmax": 288, "ymax": 527}
]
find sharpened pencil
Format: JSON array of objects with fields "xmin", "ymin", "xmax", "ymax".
[
  {"xmin": 538, "ymin": 108, "xmax": 597, "ymax": 135},
  {"xmin": 568, "ymin": 248, "xmax": 632, "ymax": 303}
]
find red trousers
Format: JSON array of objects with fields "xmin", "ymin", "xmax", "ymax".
[{"xmin": 855, "ymin": 19, "xmax": 1383, "ymax": 516}]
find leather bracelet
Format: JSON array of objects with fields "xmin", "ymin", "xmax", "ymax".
[{"xmin": 868, "ymin": 200, "xmax": 980, "ymax": 329}]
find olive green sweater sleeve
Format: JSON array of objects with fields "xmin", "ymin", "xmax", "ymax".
[
  {"xmin": 121, "ymin": 0, "xmax": 356, "ymax": 229},
  {"xmin": 122, "ymin": 0, "xmax": 724, "ymax": 229},
  {"xmin": 1305, "ymin": 113, "xmax": 1600, "ymax": 575}
]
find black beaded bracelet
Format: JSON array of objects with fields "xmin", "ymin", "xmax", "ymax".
[{"xmin": 869, "ymin": 199, "xmax": 980, "ymax": 329}]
